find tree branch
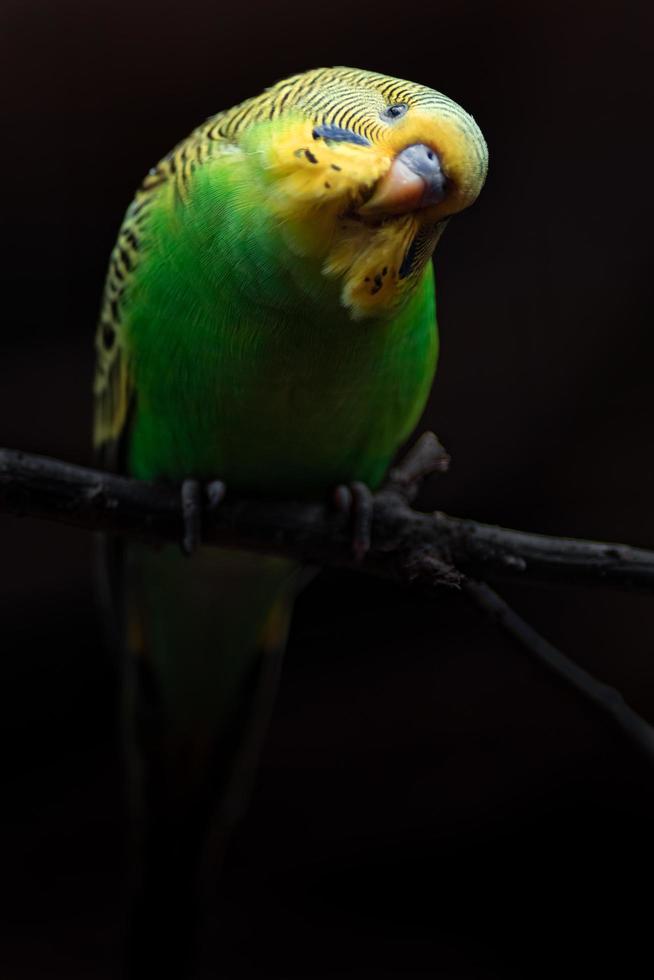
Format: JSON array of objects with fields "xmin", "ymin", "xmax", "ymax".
[
  {"xmin": 3, "ymin": 440, "xmax": 654, "ymax": 767},
  {"xmin": 1, "ymin": 444, "xmax": 654, "ymax": 593}
]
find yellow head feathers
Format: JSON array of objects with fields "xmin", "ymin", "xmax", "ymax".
[{"xmin": 207, "ymin": 67, "xmax": 488, "ymax": 318}]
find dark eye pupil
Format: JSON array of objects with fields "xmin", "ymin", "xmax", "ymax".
[{"xmin": 382, "ymin": 103, "xmax": 408, "ymax": 121}]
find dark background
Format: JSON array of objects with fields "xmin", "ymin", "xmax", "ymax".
[{"xmin": 2, "ymin": 0, "xmax": 654, "ymax": 976}]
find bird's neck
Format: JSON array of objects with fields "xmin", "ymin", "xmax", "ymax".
[{"xmin": 194, "ymin": 158, "xmax": 429, "ymax": 324}]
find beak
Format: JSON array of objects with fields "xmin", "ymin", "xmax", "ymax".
[{"xmin": 360, "ymin": 143, "xmax": 448, "ymax": 216}]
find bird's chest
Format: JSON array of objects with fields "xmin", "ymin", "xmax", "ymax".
[{"xmin": 129, "ymin": 294, "xmax": 436, "ymax": 495}]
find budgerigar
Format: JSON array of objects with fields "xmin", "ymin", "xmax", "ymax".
[{"xmin": 94, "ymin": 66, "xmax": 487, "ymax": 974}]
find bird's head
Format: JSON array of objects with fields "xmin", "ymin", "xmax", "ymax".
[{"xmin": 220, "ymin": 67, "xmax": 488, "ymax": 319}]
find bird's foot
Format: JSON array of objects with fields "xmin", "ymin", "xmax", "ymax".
[
  {"xmin": 329, "ymin": 434, "xmax": 450, "ymax": 563},
  {"xmin": 332, "ymin": 480, "xmax": 374, "ymax": 563},
  {"xmin": 180, "ymin": 478, "xmax": 226, "ymax": 555}
]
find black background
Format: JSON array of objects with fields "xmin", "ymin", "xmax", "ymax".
[{"xmin": 2, "ymin": 1, "xmax": 654, "ymax": 976}]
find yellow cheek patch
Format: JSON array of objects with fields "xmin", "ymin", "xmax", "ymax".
[
  {"xmin": 324, "ymin": 215, "xmax": 418, "ymax": 318},
  {"xmin": 243, "ymin": 117, "xmax": 391, "ymax": 257}
]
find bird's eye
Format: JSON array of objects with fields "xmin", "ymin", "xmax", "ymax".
[{"xmin": 381, "ymin": 103, "xmax": 408, "ymax": 121}]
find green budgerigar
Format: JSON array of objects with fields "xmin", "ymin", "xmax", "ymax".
[{"xmin": 94, "ymin": 67, "xmax": 487, "ymax": 972}]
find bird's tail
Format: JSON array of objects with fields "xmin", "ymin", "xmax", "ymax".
[{"xmin": 111, "ymin": 540, "xmax": 300, "ymax": 978}]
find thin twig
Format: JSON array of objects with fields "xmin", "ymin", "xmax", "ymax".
[
  {"xmin": 386, "ymin": 431, "xmax": 450, "ymax": 500},
  {"xmin": 463, "ymin": 578, "xmax": 654, "ymax": 766}
]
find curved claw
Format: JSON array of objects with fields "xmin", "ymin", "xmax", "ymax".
[
  {"xmin": 333, "ymin": 480, "xmax": 374, "ymax": 562},
  {"xmin": 206, "ymin": 480, "xmax": 226, "ymax": 512},
  {"xmin": 180, "ymin": 478, "xmax": 227, "ymax": 555},
  {"xmin": 181, "ymin": 479, "xmax": 202, "ymax": 556}
]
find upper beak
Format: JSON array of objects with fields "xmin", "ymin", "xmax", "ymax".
[{"xmin": 360, "ymin": 143, "xmax": 448, "ymax": 216}]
